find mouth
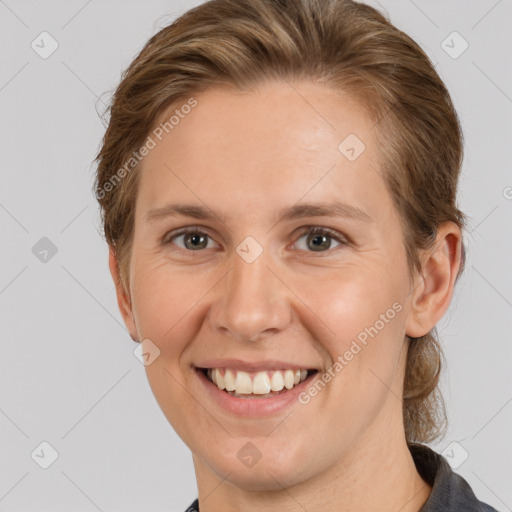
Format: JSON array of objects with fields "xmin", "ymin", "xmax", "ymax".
[{"xmin": 196, "ymin": 367, "xmax": 319, "ymax": 399}]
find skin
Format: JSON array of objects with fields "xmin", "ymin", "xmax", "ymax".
[{"xmin": 109, "ymin": 80, "xmax": 462, "ymax": 512}]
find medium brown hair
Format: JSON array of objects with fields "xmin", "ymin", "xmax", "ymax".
[{"xmin": 94, "ymin": 0, "xmax": 467, "ymax": 444}]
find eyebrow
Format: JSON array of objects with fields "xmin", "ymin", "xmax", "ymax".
[{"xmin": 144, "ymin": 201, "xmax": 372, "ymax": 225}]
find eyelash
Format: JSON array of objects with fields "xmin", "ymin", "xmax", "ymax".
[{"xmin": 163, "ymin": 225, "xmax": 349, "ymax": 254}]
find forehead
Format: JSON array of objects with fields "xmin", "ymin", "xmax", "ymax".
[{"xmin": 136, "ymin": 80, "xmax": 389, "ymax": 221}]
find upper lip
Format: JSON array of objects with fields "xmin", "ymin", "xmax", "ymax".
[{"xmin": 195, "ymin": 359, "xmax": 318, "ymax": 372}]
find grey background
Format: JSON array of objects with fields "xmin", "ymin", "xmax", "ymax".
[{"xmin": 0, "ymin": 0, "xmax": 511, "ymax": 511}]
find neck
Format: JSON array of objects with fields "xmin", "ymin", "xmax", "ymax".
[{"xmin": 192, "ymin": 413, "xmax": 432, "ymax": 512}]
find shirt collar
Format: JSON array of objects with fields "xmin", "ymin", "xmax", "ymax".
[{"xmin": 410, "ymin": 443, "xmax": 490, "ymax": 511}]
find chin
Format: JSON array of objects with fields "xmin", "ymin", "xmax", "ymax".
[{"xmin": 203, "ymin": 437, "xmax": 316, "ymax": 491}]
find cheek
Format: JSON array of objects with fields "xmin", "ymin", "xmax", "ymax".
[
  {"xmin": 130, "ymin": 260, "xmax": 210, "ymax": 439},
  {"xmin": 130, "ymin": 258, "xmax": 207, "ymax": 361},
  {"xmin": 293, "ymin": 263, "xmax": 406, "ymax": 399},
  {"xmin": 296, "ymin": 263, "xmax": 403, "ymax": 347}
]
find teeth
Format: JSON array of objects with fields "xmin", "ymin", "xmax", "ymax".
[
  {"xmin": 253, "ymin": 372, "xmax": 271, "ymax": 394},
  {"xmin": 283, "ymin": 369, "xmax": 295, "ymax": 389},
  {"xmin": 216, "ymin": 369, "xmax": 225, "ymax": 390},
  {"xmin": 207, "ymin": 368, "xmax": 311, "ymax": 395},
  {"xmin": 224, "ymin": 369, "xmax": 236, "ymax": 391},
  {"xmin": 234, "ymin": 371, "xmax": 253, "ymax": 394},
  {"xmin": 270, "ymin": 370, "xmax": 284, "ymax": 391}
]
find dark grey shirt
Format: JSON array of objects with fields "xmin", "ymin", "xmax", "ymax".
[{"xmin": 184, "ymin": 443, "xmax": 499, "ymax": 511}]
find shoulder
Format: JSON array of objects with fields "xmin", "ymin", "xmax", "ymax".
[{"xmin": 409, "ymin": 443, "xmax": 500, "ymax": 512}]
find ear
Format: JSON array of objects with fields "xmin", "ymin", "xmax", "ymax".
[
  {"xmin": 108, "ymin": 245, "xmax": 139, "ymax": 342},
  {"xmin": 405, "ymin": 222, "xmax": 463, "ymax": 338}
]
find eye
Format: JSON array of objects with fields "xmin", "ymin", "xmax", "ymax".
[
  {"xmin": 163, "ymin": 225, "xmax": 348, "ymax": 253},
  {"xmin": 163, "ymin": 227, "xmax": 217, "ymax": 251},
  {"xmin": 292, "ymin": 226, "xmax": 348, "ymax": 253}
]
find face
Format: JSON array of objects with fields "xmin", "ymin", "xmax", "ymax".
[{"xmin": 115, "ymin": 80, "xmax": 422, "ymax": 490}]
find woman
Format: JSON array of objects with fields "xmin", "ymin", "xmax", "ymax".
[{"xmin": 94, "ymin": 0, "xmax": 499, "ymax": 510}]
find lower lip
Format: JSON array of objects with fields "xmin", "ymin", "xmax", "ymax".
[{"xmin": 195, "ymin": 368, "xmax": 318, "ymax": 417}]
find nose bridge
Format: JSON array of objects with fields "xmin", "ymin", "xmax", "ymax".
[{"xmin": 211, "ymin": 245, "xmax": 291, "ymax": 341}]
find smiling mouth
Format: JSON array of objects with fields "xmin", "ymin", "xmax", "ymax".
[{"xmin": 198, "ymin": 367, "xmax": 319, "ymax": 398}]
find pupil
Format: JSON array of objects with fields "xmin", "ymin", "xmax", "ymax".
[
  {"xmin": 186, "ymin": 233, "xmax": 207, "ymax": 250},
  {"xmin": 309, "ymin": 233, "xmax": 330, "ymax": 251}
]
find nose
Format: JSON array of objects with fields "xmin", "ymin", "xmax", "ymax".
[{"xmin": 209, "ymin": 246, "xmax": 292, "ymax": 342}]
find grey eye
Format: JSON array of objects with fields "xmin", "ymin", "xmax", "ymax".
[
  {"xmin": 294, "ymin": 227, "xmax": 345, "ymax": 252},
  {"xmin": 167, "ymin": 230, "xmax": 215, "ymax": 250}
]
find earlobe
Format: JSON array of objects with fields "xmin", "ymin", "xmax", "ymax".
[
  {"xmin": 405, "ymin": 222, "xmax": 463, "ymax": 339},
  {"xmin": 108, "ymin": 246, "xmax": 139, "ymax": 342}
]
